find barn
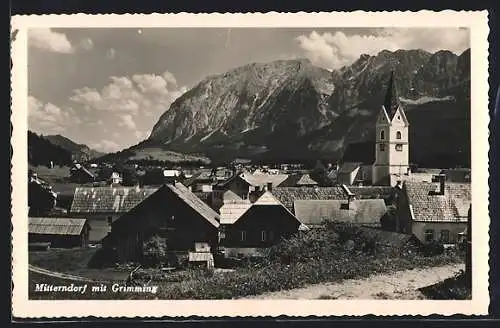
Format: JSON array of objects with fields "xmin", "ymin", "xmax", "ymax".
[
  {"xmin": 104, "ymin": 183, "xmax": 220, "ymax": 263},
  {"xmin": 28, "ymin": 217, "xmax": 91, "ymax": 248}
]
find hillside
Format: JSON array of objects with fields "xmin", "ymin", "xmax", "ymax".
[
  {"xmin": 44, "ymin": 134, "xmax": 105, "ymax": 162},
  {"xmin": 124, "ymin": 48, "xmax": 471, "ymax": 167},
  {"xmin": 28, "ymin": 131, "xmax": 73, "ymax": 167}
]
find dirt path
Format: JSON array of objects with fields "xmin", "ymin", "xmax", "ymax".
[{"xmin": 243, "ymin": 263, "xmax": 464, "ymax": 300}]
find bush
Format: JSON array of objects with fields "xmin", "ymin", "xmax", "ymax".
[{"xmin": 420, "ymin": 241, "xmax": 445, "ymax": 257}]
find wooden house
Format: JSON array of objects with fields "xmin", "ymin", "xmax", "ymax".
[
  {"xmin": 69, "ymin": 164, "xmax": 96, "ymax": 184},
  {"xmin": 69, "ymin": 186, "xmax": 159, "ymax": 242},
  {"xmin": 212, "ymin": 171, "xmax": 289, "ymax": 211},
  {"xmin": 219, "ymin": 191, "xmax": 304, "ymax": 257},
  {"xmin": 396, "ymin": 176, "xmax": 471, "ymax": 244},
  {"xmin": 104, "ymin": 183, "xmax": 220, "ymax": 263},
  {"xmin": 28, "ymin": 217, "xmax": 91, "ymax": 248}
]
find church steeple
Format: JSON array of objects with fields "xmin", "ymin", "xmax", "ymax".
[{"xmin": 383, "ymin": 71, "xmax": 400, "ymax": 120}]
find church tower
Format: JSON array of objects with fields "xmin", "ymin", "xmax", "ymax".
[{"xmin": 372, "ymin": 71, "xmax": 410, "ymax": 186}]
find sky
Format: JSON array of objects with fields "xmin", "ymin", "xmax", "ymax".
[{"xmin": 27, "ymin": 27, "xmax": 470, "ymax": 153}]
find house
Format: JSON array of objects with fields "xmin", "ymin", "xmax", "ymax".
[
  {"xmin": 69, "ymin": 186, "xmax": 159, "ymax": 242},
  {"xmin": 211, "ymin": 171, "xmax": 289, "ymax": 211},
  {"xmin": 271, "ymin": 186, "xmax": 349, "ymax": 213},
  {"xmin": 103, "ymin": 183, "xmax": 220, "ymax": 263},
  {"xmin": 183, "ymin": 170, "xmax": 215, "ymax": 192},
  {"xmin": 293, "ymin": 198, "xmax": 387, "ymax": 228},
  {"xmin": 336, "ymin": 162, "xmax": 373, "ymax": 185},
  {"xmin": 28, "ymin": 217, "xmax": 91, "ymax": 248},
  {"xmin": 109, "ymin": 172, "xmax": 122, "ymax": 185},
  {"xmin": 163, "ymin": 169, "xmax": 182, "ymax": 183},
  {"xmin": 277, "ymin": 173, "xmax": 318, "ymax": 187},
  {"xmin": 219, "ymin": 191, "xmax": 304, "ymax": 257},
  {"xmin": 70, "ymin": 164, "xmax": 96, "ymax": 184},
  {"xmin": 396, "ymin": 175, "xmax": 471, "ymax": 244}
]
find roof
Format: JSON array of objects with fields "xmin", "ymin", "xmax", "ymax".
[
  {"xmin": 293, "ymin": 199, "xmax": 387, "ymax": 226},
  {"xmin": 404, "ymin": 181, "xmax": 471, "ymax": 222},
  {"xmin": 220, "ymin": 202, "xmax": 252, "ymax": 224},
  {"xmin": 254, "ymin": 191, "xmax": 281, "ymax": 205},
  {"xmin": 440, "ymin": 168, "xmax": 471, "ymax": 182},
  {"xmin": 29, "ymin": 217, "xmax": 88, "ymax": 236},
  {"xmin": 223, "ymin": 189, "xmax": 245, "ymax": 202},
  {"xmin": 163, "ymin": 169, "xmax": 181, "ymax": 177},
  {"xmin": 71, "ymin": 165, "xmax": 96, "ymax": 178},
  {"xmin": 405, "ymin": 173, "xmax": 435, "ymax": 183},
  {"xmin": 348, "ymin": 186, "xmax": 395, "ymax": 199},
  {"xmin": 166, "ymin": 183, "xmax": 220, "ymax": 228},
  {"xmin": 272, "ymin": 186, "xmax": 348, "ymax": 212},
  {"xmin": 70, "ymin": 186, "xmax": 159, "ymax": 214},
  {"xmin": 236, "ymin": 172, "xmax": 289, "ymax": 188},
  {"xmin": 338, "ymin": 162, "xmax": 363, "ymax": 174},
  {"xmin": 383, "ymin": 71, "xmax": 401, "ymax": 120},
  {"xmin": 278, "ymin": 173, "xmax": 318, "ymax": 187}
]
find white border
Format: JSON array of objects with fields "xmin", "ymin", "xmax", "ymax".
[{"xmin": 11, "ymin": 11, "xmax": 490, "ymax": 318}]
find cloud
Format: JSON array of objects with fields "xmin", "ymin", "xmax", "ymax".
[
  {"xmin": 119, "ymin": 114, "xmax": 137, "ymax": 130},
  {"xmin": 90, "ymin": 139, "xmax": 121, "ymax": 153},
  {"xmin": 296, "ymin": 28, "xmax": 470, "ymax": 70},
  {"xmin": 106, "ymin": 48, "xmax": 116, "ymax": 60},
  {"xmin": 28, "ymin": 28, "xmax": 74, "ymax": 53},
  {"xmin": 79, "ymin": 38, "xmax": 93, "ymax": 51},
  {"xmin": 28, "ymin": 95, "xmax": 79, "ymax": 134},
  {"xmin": 69, "ymin": 71, "xmax": 187, "ymax": 116}
]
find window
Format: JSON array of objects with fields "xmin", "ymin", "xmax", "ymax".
[
  {"xmin": 269, "ymin": 230, "xmax": 274, "ymax": 242},
  {"xmin": 379, "ymin": 144, "xmax": 385, "ymax": 151},
  {"xmin": 440, "ymin": 230, "xmax": 450, "ymax": 243},
  {"xmin": 240, "ymin": 230, "xmax": 247, "ymax": 241},
  {"xmin": 241, "ymin": 193, "xmax": 248, "ymax": 200},
  {"xmin": 424, "ymin": 229, "xmax": 434, "ymax": 242},
  {"xmin": 261, "ymin": 231, "xmax": 267, "ymax": 242},
  {"xmin": 397, "ymin": 115, "xmax": 401, "ymax": 120},
  {"xmin": 380, "ymin": 130, "xmax": 385, "ymax": 140},
  {"xmin": 395, "ymin": 144, "xmax": 403, "ymax": 152},
  {"xmin": 396, "ymin": 131, "xmax": 402, "ymax": 139}
]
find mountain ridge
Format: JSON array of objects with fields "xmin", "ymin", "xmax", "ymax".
[{"xmin": 112, "ymin": 47, "xmax": 472, "ymax": 167}]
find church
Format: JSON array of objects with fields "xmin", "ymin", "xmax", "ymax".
[
  {"xmin": 372, "ymin": 72, "xmax": 411, "ymax": 186},
  {"xmin": 337, "ymin": 71, "xmax": 411, "ymax": 187}
]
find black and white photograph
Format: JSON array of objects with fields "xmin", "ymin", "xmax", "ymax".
[{"xmin": 11, "ymin": 11, "xmax": 490, "ymax": 317}]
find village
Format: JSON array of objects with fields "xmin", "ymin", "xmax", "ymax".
[{"xmin": 27, "ymin": 73, "xmax": 472, "ymax": 300}]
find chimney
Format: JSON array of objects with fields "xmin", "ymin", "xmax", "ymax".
[{"xmin": 267, "ymin": 182, "xmax": 273, "ymax": 192}]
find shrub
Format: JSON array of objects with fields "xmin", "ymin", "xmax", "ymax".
[{"xmin": 420, "ymin": 241, "xmax": 445, "ymax": 257}]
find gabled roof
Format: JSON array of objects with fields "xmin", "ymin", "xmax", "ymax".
[
  {"xmin": 166, "ymin": 183, "xmax": 220, "ymax": 228},
  {"xmin": 71, "ymin": 165, "xmax": 95, "ymax": 178},
  {"xmin": 338, "ymin": 162, "xmax": 363, "ymax": 174},
  {"xmin": 70, "ymin": 186, "xmax": 159, "ymax": 214},
  {"xmin": 29, "ymin": 217, "xmax": 88, "ymax": 235},
  {"xmin": 253, "ymin": 191, "xmax": 281, "ymax": 205},
  {"xmin": 219, "ymin": 202, "xmax": 252, "ymax": 224},
  {"xmin": 293, "ymin": 199, "xmax": 387, "ymax": 226},
  {"xmin": 404, "ymin": 181, "xmax": 471, "ymax": 222},
  {"xmin": 277, "ymin": 173, "xmax": 318, "ymax": 187},
  {"xmin": 272, "ymin": 186, "xmax": 348, "ymax": 212},
  {"xmin": 223, "ymin": 189, "xmax": 246, "ymax": 202}
]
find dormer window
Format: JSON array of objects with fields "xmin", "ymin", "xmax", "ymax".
[
  {"xmin": 380, "ymin": 130, "xmax": 385, "ymax": 140},
  {"xmin": 396, "ymin": 131, "xmax": 402, "ymax": 139}
]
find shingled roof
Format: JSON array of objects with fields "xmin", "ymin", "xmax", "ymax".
[
  {"xmin": 29, "ymin": 217, "xmax": 88, "ymax": 236},
  {"xmin": 404, "ymin": 181, "xmax": 471, "ymax": 222},
  {"xmin": 293, "ymin": 199, "xmax": 387, "ymax": 227},
  {"xmin": 166, "ymin": 183, "xmax": 220, "ymax": 228},
  {"xmin": 271, "ymin": 186, "xmax": 348, "ymax": 212},
  {"xmin": 70, "ymin": 186, "xmax": 159, "ymax": 214}
]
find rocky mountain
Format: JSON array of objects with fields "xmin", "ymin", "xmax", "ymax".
[
  {"xmin": 142, "ymin": 48, "xmax": 470, "ymax": 168},
  {"xmin": 44, "ymin": 134, "xmax": 105, "ymax": 162}
]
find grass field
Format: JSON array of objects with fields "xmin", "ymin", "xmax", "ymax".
[
  {"xmin": 128, "ymin": 147, "xmax": 211, "ymax": 164},
  {"xmin": 29, "ymin": 165, "xmax": 71, "ymax": 184}
]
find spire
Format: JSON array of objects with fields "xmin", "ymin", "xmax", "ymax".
[{"xmin": 383, "ymin": 70, "xmax": 400, "ymax": 120}]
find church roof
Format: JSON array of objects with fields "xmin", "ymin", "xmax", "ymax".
[{"xmin": 383, "ymin": 71, "xmax": 401, "ymax": 120}]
